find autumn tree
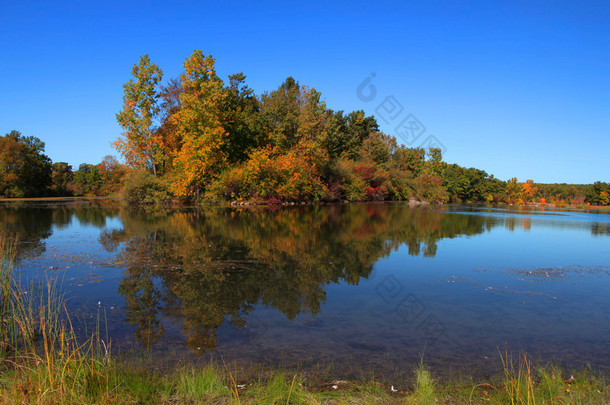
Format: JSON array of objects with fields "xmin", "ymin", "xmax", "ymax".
[
  {"xmin": 97, "ymin": 155, "xmax": 127, "ymax": 194},
  {"xmin": 415, "ymin": 172, "xmax": 448, "ymax": 203},
  {"xmin": 115, "ymin": 54, "xmax": 163, "ymax": 175},
  {"xmin": 296, "ymin": 87, "xmax": 326, "ymax": 143},
  {"xmin": 170, "ymin": 50, "xmax": 228, "ymax": 198},
  {"xmin": 520, "ymin": 179, "xmax": 538, "ymax": 203},
  {"xmin": 506, "ymin": 177, "xmax": 522, "ymax": 204}
]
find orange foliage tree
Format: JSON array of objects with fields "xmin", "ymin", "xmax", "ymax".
[
  {"xmin": 169, "ymin": 50, "xmax": 228, "ymax": 198},
  {"xmin": 520, "ymin": 179, "xmax": 538, "ymax": 203}
]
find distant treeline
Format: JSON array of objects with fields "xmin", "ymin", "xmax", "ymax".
[
  {"xmin": 1, "ymin": 129, "xmax": 606, "ymax": 206},
  {"xmin": 1, "ymin": 51, "xmax": 608, "ymax": 205},
  {"xmin": 0, "ymin": 130, "xmax": 127, "ymax": 198}
]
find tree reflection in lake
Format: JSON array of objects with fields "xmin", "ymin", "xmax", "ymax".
[
  {"xmin": 0, "ymin": 199, "xmax": 120, "ymax": 262},
  {"xmin": 2, "ymin": 201, "xmax": 609, "ymax": 376},
  {"xmin": 100, "ymin": 204, "xmax": 493, "ymax": 352}
]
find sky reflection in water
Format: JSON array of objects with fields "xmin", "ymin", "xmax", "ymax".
[{"xmin": 1, "ymin": 201, "xmax": 608, "ymax": 378}]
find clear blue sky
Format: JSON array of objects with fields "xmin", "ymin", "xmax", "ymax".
[{"xmin": 1, "ymin": 0, "xmax": 608, "ymax": 183}]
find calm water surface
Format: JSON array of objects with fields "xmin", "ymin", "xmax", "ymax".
[{"xmin": 1, "ymin": 200, "xmax": 609, "ymax": 378}]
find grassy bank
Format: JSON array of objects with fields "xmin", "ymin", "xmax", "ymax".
[
  {"xmin": 1, "ymin": 354, "xmax": 607, "ymax": 404},
  {"xmin": 1, "ymin": 357, "xmax": 607, "ymax": 404},
  {"xmin": 1, "ymin": 236, "xmax": 608, "ymax": 404}
]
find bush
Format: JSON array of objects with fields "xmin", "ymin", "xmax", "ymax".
[
  {"xmin": 388, "ymin": 168, "xmax": 414, "ymax": 200},
  {"xmin": 207, "ymin": 148, "xmax": 329, "ymax": 202},
  {"xmin": 333, "ymin": 158, "xmax": 395, "ymax": 201},
  {"xmin": 415, "ymin": 173, "xmax": 448, "ymax": 203},
  {"xmin": 121, "ymin": 169, "xmax": 171, "ymax": 204}
]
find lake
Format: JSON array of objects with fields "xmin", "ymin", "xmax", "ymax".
[{"xmin": 1, "ymin": 200, "xmax": 609, "ymax": 379}]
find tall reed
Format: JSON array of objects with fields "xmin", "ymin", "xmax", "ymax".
[
  {"xmin": 500, "ymin": 350, "xmax": 537, "ymax": 405},
  {"xmin": 0, "ymin": 234, "xmax": 116, "ymax": 403},
  {"xmin": 0, "ymin": 235, "xmax": 20, "ymax": 352}
]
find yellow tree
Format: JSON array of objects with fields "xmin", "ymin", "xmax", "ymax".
[
  {"xmin": 170, "ymin": 50, "xmax": 228, "ymax": 198},
  {"xmin": 115, "ymin": 55, "xmax": 163, "ymax": 175},
  {"xmin": 506, "ymin": 177, "xmax": 522, "ymax": 204},
  {"xmin": 294, "ymin": 86, "xmax": 330, "ymax": 173}
]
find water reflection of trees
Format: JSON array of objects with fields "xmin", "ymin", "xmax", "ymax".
[
  {"xmin": 0, "ymin": 205, "xmax": 53, "ymax": 260},
  {"xmin": 591, "ymin": 221, "xmax": 610, "ymax": 236},
  {"xmin": 100, "ymin": 204, "xmax": 493, "ymax": 352},
  {"xmin": 0, "ymin": 200, "xmax": 121, "ymax": 262}
]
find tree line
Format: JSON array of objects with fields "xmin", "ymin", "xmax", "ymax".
[
  {"xmin": 0, "ymin": 130, "xmax": 126, "ymax": 198},
  {"xmin": 1, "ymin": 50, "xmax": 608, "ymax": 205}
]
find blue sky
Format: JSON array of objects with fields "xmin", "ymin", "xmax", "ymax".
[{"xmin": 1, "ymin": 0, "xmax": 608, "ymax": 183}]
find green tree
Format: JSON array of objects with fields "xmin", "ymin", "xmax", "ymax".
[
  {"xmin": 506, "ymin": 177, "xmax": 522, "ymax": 204},
  {"xmin": 51, "ymin": 162, "xmax": 73, "ymax": 196},
  {"xmin": 73, "ymin": 163, "xmax": 102, "ymax": 195},
  {"xmin": 360, "ymin": 132, "xmax": 396, "ymax": 165},
  {"xmin": 394, "ymin": 146, "xmax": 426, "ymax": 176},
  {"xmin": 586, "ymin": 181, "xmax": 610, "ymax": 205},
  {"xmin": 442, "ymin": 165, "xmax": 505, "ymax": 203},
  {"xmin": 442, "ymin": 164, "xmax": 470, "ymax": 202},
  {"xmin": 425, "ymin": 147, "xmax": 444, "ymax": 176},
  {"xmin": 154, "ymin": 78, "xmax": 184, "ymax": 175},
  {"xmin": 319, "ymin": 110, "xmax": 378, "ymax": 160},
  {"xmin": 115, "ymin": 54, "xmax": 164, "ymax": 175},
  {"xmin": 260, "ymin": 77, "xmax": 302, "ymax": 151},
  {"xmin": 221, "ymin": 72, "xmax": 264, "ymax": 163},
  {"xmin": 0, "ymin": 130, "xmax": 52, "ymax": 197}
]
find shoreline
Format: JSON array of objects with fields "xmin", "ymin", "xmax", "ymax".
[
  {"xmin": 1, "ymin": 351, "xmax": 607, "ymax": 404},
  {"xmin": 1, "ymin": 196, "xmax": 609, "ymax": 213}
]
